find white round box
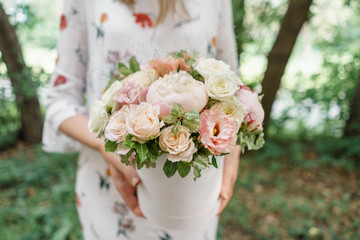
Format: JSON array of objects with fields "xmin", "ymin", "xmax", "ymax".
[{"xmin": 137, "ymin": 155, "xmax": 224, "ymax": 230}]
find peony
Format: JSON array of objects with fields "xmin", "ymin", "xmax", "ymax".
[
  {"xmin": 199, "ymin": 108, "xmax": 237, "ymax": 155},
  {"xmin": 149, "ymin": 57, "xmax": 190, "ymax": 77},
  {"xmin": 88, "ymin": 100, "xmax": 108, "ymax": 134},
  {"xmin": 100, "ymin": 81, "xmax": 123, "ymax": 111},
  {"xmin": 195, "ymin": 58, "xmax": 231, "ymax": 79},
  {"xmin": 235, "ymin": 86, "xmax": 264, "ymax": 130},
  {"xmin": 104, "ymin": 105, "xmax": 130, "ymax": 142},
  {"xmin": 123, "ymin": 68, "xmax": 159, "ymax": 87},
  {"xmin": 114, "ymin": 81, "xmax": 142, "ymax": 106},
  {"xmin": 212, "ymin": 97, "xmax": 247, "ymax": 130},
  {"xmin": 159, "ymin": 126, "xmax": 197, "ymax": 162},
  {"xmin": 205, "ymin": 73, "xmax": 238, "ymax": 100},
  {"xmin": 126, "ymin": 102, "xmax": 164, "ymax": 143},
  {"xmin": 146, "ymin": 71, "xmax": 208, "ymax": 117}
]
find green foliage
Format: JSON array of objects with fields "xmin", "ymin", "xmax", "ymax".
[
  {"xmin": 0, "ymin": 145, "xmax": 81, "ymax": 240},
  {"xmin": 116, "ymin": 56, "xmax": 140, "ymax": 77},
  {"xmin": 163, "ymin": 159, "xmax": 177, "ymax": 178},
  {"xmin": 162, "ymin": 103, "xmax": 200, "ymax": 134}
]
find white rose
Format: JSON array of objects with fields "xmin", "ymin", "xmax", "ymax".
[
  {"xmin": 205, "ymin": 73, "xmax": 238, "ymax": 100},
  {"xmin": 88, "ymin": 100, "xmax": 108, "ymax": 134},
  {"xmin": 126, "ymin": 102, "xmax": 164, "ymax": 143},
  {"xmin": 195, "ymin": 58, "xmax": 231, "ymax": 79},
  {"xmin": 159, "ymin": 126, "xmax": 197, "ymax": 162},
  {"xmin": 123, "ymin": 68, "xmax": 159, "ymax": 87},
  {"xmin": 212, "ymin": 97, "xmax": 247, "ymax": 130},
  {"xmin": 146, "ymin": 71, "xmax": 208, "ymax": 117},
  {"xmin": 104, "ymin": 105, "xmax": 130, "ymax": 142},
  {"xmin": 100, "ymin": 81, "xmax": 123, "ymax": 111}
]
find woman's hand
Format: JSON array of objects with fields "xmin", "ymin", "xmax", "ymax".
[
  {"xmin": 59, "ymin": 115, "xmax": 145, "ymax": 217},
  {"xmin": 98, "ymin": 146, "xmax": 145, "ymax": 218},
  {"xmin": 217, "ymin": 146, "xmax": 240, "ymax": 215}
]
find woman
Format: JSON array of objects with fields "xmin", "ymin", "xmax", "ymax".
[{"xmin": 43, "ymin": 0, "xmax": 240, "ymax": 239}]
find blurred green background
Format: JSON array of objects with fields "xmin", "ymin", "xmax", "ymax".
[{"xmin": 0, "ymin": 0, "xmax": 359, "ymax": 239}]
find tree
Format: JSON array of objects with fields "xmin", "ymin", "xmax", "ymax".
[
  {"xmin": 261, "ymin": 0, "xmax": 313, "ymax": 130},
  {"xmin": 232, "ymin": 0, "xmax": 246, "ymax": 57},
  {"xmin": 345, "ymin": 71, "xmax": 360, "ymax": 136},
  {"xmin": 0, "ymin": 4, "xmax": 43, "ymax": 144}
]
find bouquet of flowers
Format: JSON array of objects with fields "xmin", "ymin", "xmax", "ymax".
[{"xmin": 88, "ymin": 51, "xmax": 265, "ymax": 180}]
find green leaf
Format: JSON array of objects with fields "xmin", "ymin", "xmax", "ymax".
[
  {"xmin": 134, "ymin": 143, "xmax": 148, "ymax": 164},
  {"xmin": 123, "ymin": 135, "xmax": 135, "ymax": 148},
  {"xmin": 171, "ymin": 120, "xmax": 181, "ymax": 136},
  {"xmin": 119, "ymin": 66, "xmax": 133, "ymax": 76},
  {"xmin": 177, "ymin": 161, "xmax": 191, "ymax": 178},
  {"xmin": 171, "ymin": 103, "xmax": 185, "ymax": 118},
  {"xmin": 162, "ymin": 103, "xmax": 186, "ymax": 124},
  {"xmin": 118, "ymin": 62, "xmax": 127, "ymax": 69},
  {"xmin": 163, "ymin": 159, "xmax": 178, "ymax": 178},
  {"xmin": 105, "ymin": 140, "xmax": 117, "ymax": 152},
  {"xmin": 120, "ymin": 149, "xmax": 134, "ymax": 165},
  {"xmin": 211, "ymin": 155, "xmax": 218, "ymax": 168},
  {"xmin": 129, "ymin": 56, "xmax": 140, "ymax": 72},
  {"xmin": 193, "ymin": 158, "xmax": 208, "ymax": 170},
  {"xmin": 182, "ymin": 118, "xmax": 200, "ymax": 133}
]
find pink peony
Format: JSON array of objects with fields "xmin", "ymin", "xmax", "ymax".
[
  {"xmin": 235, "ymin": 85, "xmax": 264, "ymax": 130},
  {"xmin": 149, "ymin": 57, "xmax": 190, "ymax": 77},
  {"xmin": 114, "ymin": 81, "xmax": 142, "ymax": 105},
  {"xmin": 146, "ymin": 71, "xmax": 208, "ymax": 117},
  {"xmin": 199, "ymin": 108, "xmax": 237, "ymax": 155}
]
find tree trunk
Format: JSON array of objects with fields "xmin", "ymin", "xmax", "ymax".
[
  {"xmin": 344, "ymin": 70, "xmax": 360, "ymax": 136},
  {"xmin": 0, "ymin": 4, "xmax": 43, "ymax": 144},
  {"xmin": 261, "ymin": 0, "xmax": 313, "ymax": 130},
  {"xmin": 232, "ymin": 0, "xmax": 246, "ymax": 57}
]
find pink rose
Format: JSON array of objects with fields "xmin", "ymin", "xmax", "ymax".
[
  {"xmin": 114, "ymin": 81, "xmax": 142, "ymax": 105},
  {"xmin": 199, "ymin": 108, "xmax": 237, "ymax": 155},
  {"xmin": 126, "ymin": 102, "xmax": 164, "ymax": 143},
  {"xmin": 149, "ymin": 57, "xmax": 190, "ymax": 77},
  {"xmin": 159, "ymin": 126, "xmax": 197, "ymax": 162},
  {"xmin": 146, "ymin": 71, "xmax": 208, "ymax": 117},
  {"xmin": 235, "ymin": 85, "xmax": 264, "ymax": 130}
]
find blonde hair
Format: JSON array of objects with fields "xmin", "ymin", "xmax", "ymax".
[{"xmin": 120, "ymin": 0, "xmax": 189, "ymax": 25}]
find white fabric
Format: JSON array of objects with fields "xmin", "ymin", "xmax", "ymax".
[{"xmin": 42, "ymin": 0, "xmax": 238, "ymax": 238}]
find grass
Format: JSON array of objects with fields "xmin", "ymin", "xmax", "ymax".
[{"xmin": 0, "ymin": 138, "xmax": 359, "ymax": 240}]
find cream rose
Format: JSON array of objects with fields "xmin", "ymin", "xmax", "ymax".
[
  {"xmin": 212, "ymin": 97, "xmax": 247, "ymax": 130},
  {"xmin": 126, "ymin": 102, "xmax": 164, "ymax": 143},
  {"xmin": 100, "ymin": 81, "xmax": 123, "ymax": 111},
  {"xmin": 88, "ymin": 100, "xmax": 108, "ymax": 134},
  {"xmin": 205, "ymin": 73, "xmax": 238, "ymax": 100},
  {"xmin": 159, "ymin": 126, "xmax": 197, "ymax": 162},
  {"xmin": 104, "ymin": 105, "xmax": 130, "ymax": 142},
  {"xmin": 123, "ymin": 68, "xmax": 159, "ymax": 87},
  {"xmin": 195, "ymin": 58, "xmax": 231, "ymax": 79}
]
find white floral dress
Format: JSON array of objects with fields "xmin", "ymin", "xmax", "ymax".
[{"xmin": 42, "ymin": 0, "xmax": 238, "ymax": 239}]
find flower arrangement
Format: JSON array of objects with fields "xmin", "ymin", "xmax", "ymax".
[{"xmin": 88, "ymin": 51, "xmax": 265, "ymax": 179}]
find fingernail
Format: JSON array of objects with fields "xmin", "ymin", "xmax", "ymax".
[{"xmin": 131, "ymin": 177, "xmax": 140, "ymax": 186}]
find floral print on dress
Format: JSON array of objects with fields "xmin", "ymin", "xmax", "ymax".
[
  {"xmin": 97, "ymin": 169, "xmax": 111, "ymax": 191},
  {"xmin": 133, "ymin": 13, "xmax": 153, "ymax": 28},
  {"xmin": 53, "ymin": 75, "xmax": 67, "ymax": 87},
  {"xmin": 113, "ymin": 202, "xmax": 135, "ymax": 238},
  {"xmin": 60, "ymin": 14, "xmax": 67, "ymax": 30},
  {"xmin": 93, "ymin": 13, "xmax": 108, "ymax": 39},
  {"xmin": 159, "ymin": 232, "xmax": 172, "ymax": 240}
]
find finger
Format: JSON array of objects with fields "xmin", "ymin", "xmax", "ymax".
[
  {"xmin": 109, "ymin": 165, "xmax": 145, "ymax": 218},
  {"xmin": 107, "ymin": 152, "xmax": 141, "ymax": 187},
  {"xmin": 217, "ymin": 166, "xmax": 236, "ymax": 215}
]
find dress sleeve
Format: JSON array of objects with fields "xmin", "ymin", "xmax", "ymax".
[
  {"xmin": 42, "ymin": 0, "xmax": 88, "ymax": 153},
  {"xmin": 216, "ymin": 0, "xmax": 238, "ymax": 73}
]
